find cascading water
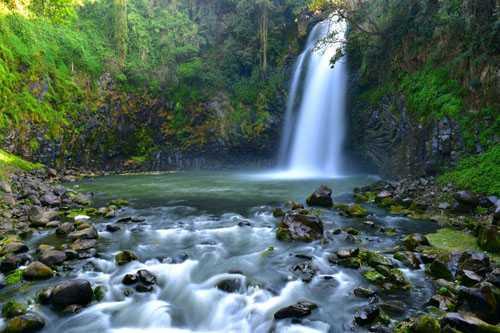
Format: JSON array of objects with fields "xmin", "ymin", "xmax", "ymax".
[{"xmin": 279, "ymin": 19, "xmax": 347, "ymax": 178}]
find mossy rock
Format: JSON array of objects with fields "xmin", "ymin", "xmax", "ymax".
[
  {"xmin": 109, "ymin": 199, "xmax": 128, "ymax": 207},
  {"xmin": 335, "ymin": 203, "xmax": 368, "ymax": 218},
  {"xmin": 426, "ymin": 259, "xmax": 453, "ymax": 281},
  {"xmin": 2, "ymin": 300, "xmax": 27, "ymax": 319},
  {"xmin": 478, "ymin": 225, "xmax": 500, "ymax": 253},
  {"xmin": 5, "ymin": 269, "xmax": 23, "ymax": 286},
  {"xmin": 359, "ymin": 249, "xmax": 393, "ymax": 268},
  {"xmin": 115, "ymin": 250, "xmax": 138, "ymax": 265},
  {"xmin": 413, "ymin": 315, "xmax": 441, "ymax": 333},
  {"xmin": 93, "ymin": 285, "xmax": 107, "ymax": 302},
  {"xmin": 363, "ymin": 269, "xmax": 385, "ymax": 285},
  {"xmin": 3, "ymin": 313, "xmax": 45, "ymax": 333}
]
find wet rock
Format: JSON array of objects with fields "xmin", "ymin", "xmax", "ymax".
[
  {"xmin": 163, "ymin": 253, "xmax": 189, "ymax": 264},
  {"xmin": 345, "ymin": 227, "xmax": 360, "ymax": 235},
  {"xmin": 105, "ymin": 225, "xmax": 121, "ymax": 233},
  {"xmin": 274, "ymin": 301, "xmax": 317, "ymax": 320},
  {"xmin": 306, "ymin": 185, "xmax": 333, "ymax": 207},
  {"xmin": 137, "ymin": 269, "xmax": 156, "ymax": 285},
  {"xmin": 70, "ymin": 239, "xmax": 96, "ymax": 251},
  {"xmin": 458, "ymin": 252, "xmax": 491, "ymax": 276},
  {"xmin": 135, "ymin": 284, "xmax": 154, "ymax": 293},
  {"xmin": 49, "ymin": 279, "xmax": 93, "ymax": 309},
  {"xmin": 336, "ymin": 203, "xmax": 368, "ymax": 218},
  {"xmin": 276, "ymin": 211, "xmax": 323, "ymax": 242},
  {"xmin": 336, "ymin": 248, "xmax": 360, "ymax": 259},
  {"xmin": 28, "ymin": 207, "xmax": 57, "ymax": 227},
  {"xmin": 290, "ymin": 261, "xmax": 318, "ymax": 283},
  {"xmin": 0, "ymin": 254, "xmax": 32, "ymax": 273},
  {"xmin": 0, "ymin": 180, "xmax": 12, "ymax": 193},
  {"xmin": 116, "ymin": 216, "xmax": 132, "ymax": 223},
  {"xmin": 70, "ymin": 193, "xmax": 92, "ymax": 206},
  {"xmin": 458, "ymin": 283, "xmax": 499, "ymax": 323},
  {"xmin": 427, "ymin": 258, "xmax": 453, "ymax": 281},
  {"xmin": 394, "ymin": 251, "xmax": 421, "ymax": 269},
  {"xmin": 61, "ymin": 304, "xmax": 83, "ymax": 314},
  {"xmin": 427, "ymin": 294, "xmax": 456, "ymax": 311},
  {"xmin": 40, "ymin": 193, "xmax": 59, "ymax": 206},
  {"xmin": 115, "ymin": 251, "xmax": 138, "ymax": 265},
  {"xmin": 477, "ymin": 225, "xmax": 500, "ymax": 253},
  {"xmin": 23, "ymin": 261, "xmax": 54, "ymax": 280},
  {"xmin": 486, "ymin": 268, "xmax": 500, "ymax": 287},
  {"xmin": 272, "ymin": 208, "xmax": 285, "ymax": 218},
  {"xmin": 354, "ymin": 305, "xmax": 381, "ymax": 326},
  {"xmin": 2, "ymin": 300, "xmax": 27, "ymax": 319},
  {"xmin": 93, "ymin": 286, "xmax": 106, "ymax": 302},
  {"xmin": 56, "ymin": 222, "xmax": 75, "ymax": 236},
  {"xmin": 401, "ymin": 233, "xmax": 430, "ymax": 251},
  {"xmin": 122, "ymin": 274, "xmax": 138, "ymax": 285},
  {"xmin": 458, "ymin": 270, "xmax": 483, "ymax": 287},
  {"xmin": 4, "ymin": 312, "xmax": 45, "ymax": 333},
  {"xmin": 454, "ymin": 191, "xmax": 479, "ymax": 211},
  {"xmin": 39, "ymin": 250, "xmax": 66, "ymax": 267},
  {"xmin": 68, "ymin": 226, "xmax": 98, "ymax": 240},
  {"xmin": 1, "ymin": 242, "xmax": 29, "ymax": 256},
  {"xmin": 353, "ymin": 287, "xmax": 376, "ymax": 298},
  {"xmin": 379, "ymin": 300, "xmax": 406, "ymax": 315},
  {"xmin": 441, "ymin": 312, "xmax": 500, "ymax": 333},
  {"xmin": 216, "ymin": 277, "xmax": 243, "ymax": 293}
]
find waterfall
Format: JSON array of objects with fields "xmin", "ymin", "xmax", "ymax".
[{"xmin": 279, "ymin": 19, "xmax": 347, "ymax": 178}]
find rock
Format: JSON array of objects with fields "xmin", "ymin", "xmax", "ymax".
[
  {"xmin": 105, "ymin": 225, "xmax": 121, "ymax": 233},
  {"xmin": 2, "ymin": 300, "xmax": 27, "ymax": 319},
  {"xmin": 379, "ymin": 301, "xmax": 406, "ymax": 315},
  {"xmin": 458, "ymin": 252, "xmax": 491, "ymax": 276},
  {"xmin": 458, "ymin": 283, "xmax": 499, "ymax": 323},
  {"xmin": 427, "ymin": 294, "xmax": 456, "ymax": 311},
  {"xmin": 137, "ymin": 269, "xmax": 156, "ymax": 285},
  {"xmin": 306, "ymin": 185, "xmax": 333, "ymax": 207},
  {"xmin": 74, "ymin": 215, "xmax": 90, "ymax": 223},
  {"xmin": 458, "ymin": 270, "xmax": 483, "ymax": 287},
  {"xmin": 336, "ymin": 248, "xmax": 360, "ymax": 259},
  {"xmin": 216, "ymin": 277, "xmax": 243, "ymax": 293},
  {"xmin": 49, "ymin": 279, "xmax": 93, "ymax": 309},
  {"xmin": 290, "ymin": 261, "xmax": 318, "ymax": 283},
  {"xmin": 93, "ymin": 286, "xmax": 106, "ymax": 302},
  {"xmin": 345, "ymin": 227, "xmax": 360, "ymax": 235},
  {"xmin": 353, "ymin": 287, "xmax": 375, "ymax": 298},
  {"xmin": 412, "ymin": 315, "xmax": 441, "ymax": 333},
  {"xmin": 23, "ymin": 261, "xmax": 54, "ymax": 280},
  {"xmin": 454, "ymin": 191, "xmax": 479, "ymax": 210},
  {"xmin": 354, "ymin": 305, "xmax": 381, "ymax": 326},
  {"xmin": 274, "ymin": 301, "xmax": 317, "ymax": 320},
  {"xmin": 135, "ymin": 284, "xmax": 154, "ymax": 293},
  {"xmin": 1, "ymin": 242, "xmax": 29, "ymax": 256},
  {"xmin": 68, "ymin": 226, "xmax": 98, "ymax": 240},
  {"xmin": 71, "ymin": 193, "xmax": 92, "ymax": 206},
  {"xmin": 477, "ymin": 225, "xmax": 500, "ymax": 253},
  {"xmin": 115, "ymin": 251, "xmax": 138, "ymax": 265},
  {"xmin": 486, "ymin": 268, "xmax": 500, "ymax": 287},
  {"xmin": 441, "ymin": 312, "xmax": 500, "ymax": 333},
  {"xmin": 4, "ymin": 312, "xmax": 45, "ymax": 333},
  {"xmin": 122, "ymin": 274, "xmax": 138, "ymax": 285},
  {"xmin": 336, "ymin": 203, "xmax": 368, "ymax": 218},
  {"xmin": 0, "ymin": 180, "xmax": 12, "ymax": 193},
  {"xmin": 427, "ymin": 258, "xmax": 453, "ymax": 281},
  {"xmin": 40, "ymin": 193, "xmax": 59, "ymax": 206},
  {"xmin": 0, "ymin": 254, "xmax": 31, "ymax": 273},
  {"xmin": 276, "ymin": 211, "xmax": 323, "ymax": 242},
  {"xmin": 28, "ymin": 206, "xmax": 57, "ymax": 227},
  {"xmin": 401, "ymin": 233, "xmax": 430, "ymax": 251},
  {"xmin": 70, "ymin": 239, "xmax": 96, "ymax": 251},
  {"xmin": 56, "ymin": 222, "xmax": 75, "ymax": 235},
  {"xmin": 39, "ymin": 250, "xmax": 66, "ymax": 267},
  {"xmin": 394, "ymin": 251, "xmax": 421, "ymax": 269}
]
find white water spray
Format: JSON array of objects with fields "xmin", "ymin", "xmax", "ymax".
[{"xmin": 278, "ymin": 19, "xmax": 347, "ymax": 178}]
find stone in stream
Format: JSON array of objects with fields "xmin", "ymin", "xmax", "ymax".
[
  {"xmin": 122, "ymin": 274, "xmax": 138, "ymax": 285},
  {"xmin": 453, "ymin": 191, "xmax": 479, "ymax": 210},
  {"xmin": 393, "ymin": 251, "xmax": 421, "ymax": 269},
  {"xmin": 0, "ymin": 254, "xmax": 32, "ymax": 273},
  {"xmin": 458, "ymin": 252, "xmax": 491, "ymax": 275},
  {"xmin": 22, "ymin": 261, "xmax": 54, "ymax": 280},
  {"xmin": 3, "ymin": 312, "xmax": 45, "ymax": 333},
  {"xmin": 486, "ymin": 268, "xmax": 500, "ymax": 287},
  {"xmin": 290, "ymin": 261, "xmax": 318, "ymax": 283},
  {"xmin": 401, "ymin": 233, "xmax": 430, "ymax": 251},
  {"xmin": 106, "ymin": 224, "xmax": 121, "ymax": 233},
  {"xmin": 56, "ymin": 222, "xmax": 75, "ymax": 235},
  {"xmin": 441, "ymin": 312, "xmax": 500, "ymax": 333},
  {"xmin": 216, "ymin": 277, "xmax": 243, "ymax": 293},
  {"xmin": 49, "ymin": 279, "xmax": 93, "ymax": 309},
  {"xmin": 336, "ymin": 248, "xmax": 360, "ymax": 259},
  {"xmin": 68, "ymin": 226, "xmax": 98, "ymax": 240},
  {"xmin": 276, "ymin": 211, "xmax": 323, "ymax": 242},
  {"xmin": 426, "ymin": 257, "xmax": 454, "ymax": 281},
  {"xmin": 457, "ymin": 283, "xmax": 499, "ymax": 323},
  {"xmin": 137, "ymin": 269, "xmax": 157, "ymax": 285},
  {"xmin": 411, "ymin": 315, "xmax": 441, "ymax": 333},
  {"xmin": 135, "ymin": 284, "xmax": 154, "ymax": 293},
  {"xmin": 477, "ymin": 224, "xmax": 500, "ymax": 253},
  {"xmin": 115, "ymin": 251, "xmax": 138, "ymax": 265},
  {"xmin": 274, "ymin": 301, "xmax": 317, "ymax": 320},
  {"xmin": 335, "ymin": 203, "xmax": 368, "ymax": 218},
  {"xmin": 39, "ymin": 250, "xmax": 66, "ymax": 267},
  {"xmin": 353, "ymin": 287, "xmax": 375, "ymax": 298},
  {"xmin": 0, "ymin": 242, "xmax": 28, "ymax": 256},
  {"xmin": 2, "ymin": 300, "xmax": 27, "ymax": 319},
  {"xmin": 426, "ymin": 294, "xmax": 456, "ymax": 311},
  {"xmin": 306, "ymin": 185, "xmax": 333, "ymax": 207},
  {"xmin": 457, "ymin": 269, "xmax": 483, "ymax": 287},
  {"xmin": 353, "ymin": 305, "xmax": 383, "ymax": 326},
  {"xmin": 40, "ymin": 192, "xmax": 60, "ymax": 206},
  {"xmin": 71, "ymin": 239, "xmax": 97, "ymax": 251}
]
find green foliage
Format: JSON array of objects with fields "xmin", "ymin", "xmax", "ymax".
[
  {"xmin": 0, "ymin": 149, "xmax": 43, "ymax": 179},
  {"xmin": 438, "ymin": 146, "xmax": 500, "ymax": 195}
]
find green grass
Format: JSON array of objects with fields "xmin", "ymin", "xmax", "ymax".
[
  {"xmin": 439, "ymin": 146, "xmax": 500, "ymax": 195},
  {"xmin": 427, "ymin": 228, "xmax": 499, "ymax": 263},
  {"xmin": 0, "ymin": 149, "xmax": 43, "ymax": 180}
]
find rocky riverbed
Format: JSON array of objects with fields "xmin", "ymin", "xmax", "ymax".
[{"xmin": 0, "ymin": 170, "xmax": 498, "ymax": 332}]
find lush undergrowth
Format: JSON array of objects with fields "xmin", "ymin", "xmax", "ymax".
[
  {"xmin": 439, "ymin": 146, "xmax": 500, "ymax": 196},
  {"xmin": 0, "ymin": 149, "xmax": 42, "ymax": 180}
]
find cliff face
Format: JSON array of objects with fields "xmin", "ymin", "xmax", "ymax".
[{"xmin": 344, "ymin": 0, "xmax": 499, "ymax": 179}]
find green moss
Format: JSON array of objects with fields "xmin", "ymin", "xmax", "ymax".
[
  {"xmin": 1, "ymin": 300, "xmax": 27, "ymax": 319},
  {"xmin": 5, "ymin": 269, "xmax": 23, "ymax": 286},
  {"xmin": 363, "ymin": 269, "xmax": 385, "ymax": 285},
  {"xmin": 439, "ymin": 146, "xmax": 500, "ymax": 196},
  {"xmin": 0, "ymin": 149, "xmax": 43, "ymax": 180},
  {"xmin": 427, "ymin": 228, "xmax": 499, "ymax": 263}
]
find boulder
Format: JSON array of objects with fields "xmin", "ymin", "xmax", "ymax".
[
  {"xmin": 276, "ymin": 211, "xmax": 323, "ymax": 242},
  {"xmin": 137, "ymin": 269, "xmax": 156, "ymax": 285},
  {"xmin": 70, "ymin": 239, "xmax": 96, "ymax": 252},
  {"xmin": 354, "ymin": 305, "xmax": 381, "ymax": 326},
  {"xmin": 412, "ymin": 315, "xmax": 441, "ymax": 333},
  {"xmin": 56, "ymin": 222, "xmax": 75, "ymax": 235},
  {"xmin": 68, "ymin": 226, "xmax": 98, "ymax": 240},
  {"xmin": 394, "ymin": 251, "xmax": 421, "ymax": 269},
  {"xmin": 401, "ymin": 233, "xmax": 430, "ymax": 251},
  {"xmin": 458, "ymin": 283, "xmax": 498, "ymax": 323},
  {"xmin": 458, "ymin": 252, "xmax": 491, "ymax": 276},
  {"xmin": 3, "ymin": 312, "xmax": 45, "ymax": 333},
  {"xmin": 290, "ymin": 261, "xmax": 318, "ymax": 283},
  {"xmin": 336, "ymin": 203, "xmax": 368, "ymax": 218},
  {"xmin": 23, "ymin": 261, "xmax": 54, "ymax": 280},
  {"xmin": 115, "ymin": 251, "xmax": 138, "ymax": 265},
  {"xmin": 1, "ymin": 242, "xmax": 28, "ymax": 256},
  {"xmin": 49, "ymin": 279, "xmax": 93, "ymax": 309},
  {"xmin": 106, "ymin": 225, "xmax": 121, "ymax": 233},
  {"xmin": 274, "ymin": 301, "xmax": 317, "ymax": 320},
  {"xmin": 272, "ymin": 208, "xmax": 285, "ymax": 218},
  {"xmin": 353, "ymin": 287, "xmax": 375, "ymax": 298},
  {"xmin": 2, "ymin": 300, "xmax": 27, "ymax": 319},
  {"xmin": 216, "ymin": 277, "xmax": 243, "ymax": 293},
  {"xmin": 122, "ymin": 274, "xmax": 138, "ymax": 285},
  {"xmin": 427, "ymin": 258, "xmax": 454, "ymax": 281},
  {"xmin": 478, "ymin": 225, "xmax": 500, "ymax": 253},
  {"xmin": 39, "ymin": 250, "xmax": 66, "ymax": 267},
  {"xmin": 441, "ymin": 312, "xmax": 500, "ymax": 333},
  {"xmin": 40, "ymin": 193, "xmax": 59, "ymax": 206},
  {"xmin": 135, "ymin": 284, "xmax": 154, "ymax": 293},
  {"xmin": 0, "ymin": 254, "xmax": 31, "ymax": 273},
  {"xmin": 306, "ymin": 185, "xmax": 333, "ymax": 207},
  {"xmin": 458, "ymin": 270, "xmax": 483, "ymax": 287},
  {"xmin": 454, "ymin": 191, "xmax": 479, "ymax": 210}
]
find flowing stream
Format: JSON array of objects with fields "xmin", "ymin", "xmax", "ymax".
[
  {"xmin": 279, "ymin": 19, "xmax": 348, "ymax": 178},
  {"xmin": 1, "ymin": 172, "xmax": 440, "ymax": 333}
]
